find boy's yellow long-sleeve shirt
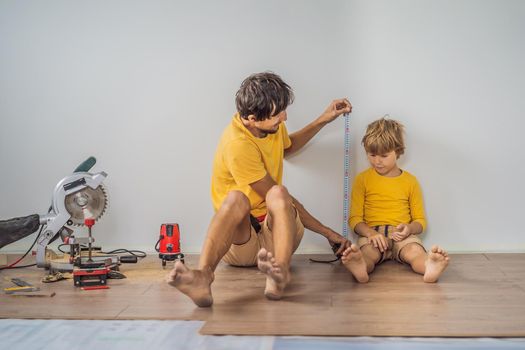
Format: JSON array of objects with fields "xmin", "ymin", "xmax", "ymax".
[{"xmin": 349, "ymin": 168, "xmax": 427, "ymax": 231}]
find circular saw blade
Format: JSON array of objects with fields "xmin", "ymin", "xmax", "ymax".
[{"xmin": 64, "ymin": 185, "xmax": 108, "ymax": 226}]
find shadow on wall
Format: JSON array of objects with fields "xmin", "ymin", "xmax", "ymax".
[{"xmin": 403, "ymin": 130, "xmax": 470, "ymax": 250}]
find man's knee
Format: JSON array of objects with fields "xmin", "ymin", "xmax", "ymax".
[
  {"xmin": 265, "ymin": 185, "xmax": 292, "ymax": 211},
  {"xmin": 221, "ymin": 191, "xmax": 250, "ymax": 217}
]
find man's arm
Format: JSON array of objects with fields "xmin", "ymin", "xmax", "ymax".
[
  {"xmin": 284, "ymin": 98, "xmax": 352, "ymax": 157},
  {"xmin": 291, "ymin": 195, "xmax": 350, "ymax": 255},
  {"xmin": 250, "ymin": 174, "xmax": 350, "ymax": 255}
]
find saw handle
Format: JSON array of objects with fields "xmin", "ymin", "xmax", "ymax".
[
  {"xmin": 73, "ymin": 157, "xmax": 97, "ymax": 173},
  {"xmin": 0, "ymin": 214, "xmax": 41, "ymax": 249}
]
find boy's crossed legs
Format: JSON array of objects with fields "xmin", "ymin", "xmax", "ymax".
[
  {"xmin": 166, "ymin": 186, "xmax": 302, "ymax": 307},
  {"xmin": 342, "ymin": 239, "xmax": 449, "ymax": 283}
]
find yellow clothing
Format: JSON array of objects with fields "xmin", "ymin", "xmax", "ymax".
[
  {"xmin": 211, "ymin": 113, "xmax": 291, "ymax": 217},
  {"xmin": 349, "ymin": 167, "xmax": 427, "ymax": 231}
]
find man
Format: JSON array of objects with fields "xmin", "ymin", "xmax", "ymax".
[{"xmin": 167, "ymin": 72, "xmax": 352, "ymax": 307}]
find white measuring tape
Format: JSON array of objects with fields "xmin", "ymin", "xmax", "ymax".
[{"xmin": 342, "ymin": 114, "xmax": 350, "ymax": 238}]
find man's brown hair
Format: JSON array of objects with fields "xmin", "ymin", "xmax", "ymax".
[{"xmin": 235, "ymin": 72, "xmax": 294, "ymax": 121}]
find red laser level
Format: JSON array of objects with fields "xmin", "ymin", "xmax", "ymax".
[{"xmin": 155, "ymin": 223, "xmax": 184, "ymax": 267}]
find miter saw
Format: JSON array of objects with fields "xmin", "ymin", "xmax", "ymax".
[{"xmin": 0, "ymin": 157, "xmax": 109, "ymax": 271}]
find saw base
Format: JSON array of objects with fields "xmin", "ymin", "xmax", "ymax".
[{"xmin": 48, "ymin": 251, "xmax": 119, "ymax": 272}]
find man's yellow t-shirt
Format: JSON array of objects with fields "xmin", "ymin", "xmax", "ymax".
[
  {"xmin": 349, "ymin": 167, "xmax": 427, "ymax": 231},
  {"xmin": 211, "ymin": 113, "xmax": 291, "ymax": 217}
]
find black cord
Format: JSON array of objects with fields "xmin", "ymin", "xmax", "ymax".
[
  {"xmin": 3, "ymin": 263, "xmax": 37, "ymax": 269},
  {"xmin": 57, "ymin": 243, "xmax": 81, "ymax": 254},
  {"xmin": 101, "ymin": 248, "xmax": 147, "ymax": 258},
  {"xmin": 58, "ymin": 245, "xmax": 147, "ymax": 259},
  {"xmin": 107, "ymin": 270, "xmax": 126, "ymax": 279},
  {"xmin": 309, "ymin": 256, "xmax": 341, "ymax": 263},
  {"xmin": 0, "ymin": 224, "xmax": 44, "ymax": 270},
  {"xmin": 309, "ymin": 243, "xmax": 343, "ymax": 263}
]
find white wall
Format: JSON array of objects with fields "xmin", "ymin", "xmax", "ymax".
[
  {"xmin": 1, "ymin": 0, "xmax": 524, "ymax": 255},
  {"xmin": 343, "ymin": 0, "xmax": 525, "ymax": 252}
]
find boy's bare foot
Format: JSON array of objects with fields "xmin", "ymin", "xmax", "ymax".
[
  {"xmin": 341, "ymin": 244, "xmax": 369, "ymax": 283},
  {"xmin": 166, "ymin": 261, "xmax": 214, "ymax": 307},
  {"xmin": 423, "ymin": 245, "xmax": 450, "ymax": 283},
  {"xmin": 257, "ymin": 248, "xmax": 289, "ymax": 300}
]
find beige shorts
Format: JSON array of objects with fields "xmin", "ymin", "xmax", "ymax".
[
  {"xmin": 222, "ymin": 210, "xmax": 305, "ymax": 267},
  {"xmin": 356, "ymin": 225, "xmax": 425, "ymax": 263}
]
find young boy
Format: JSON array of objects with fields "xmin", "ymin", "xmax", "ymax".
[{"xmin": 342, "ymin": 118, "xmax": 449, "ymax": 283}]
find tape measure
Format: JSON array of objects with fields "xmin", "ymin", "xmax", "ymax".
[{"xmin": 342, "ymin": 114, "xmax": 350, "ymax": 238}]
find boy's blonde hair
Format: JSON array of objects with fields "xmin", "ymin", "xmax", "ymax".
[{"xmin": 362, "ymin": 117, "xmax": 405, "ymax": 157}]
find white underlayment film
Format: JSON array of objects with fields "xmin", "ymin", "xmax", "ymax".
[{"xmin": 1, "ymin": 320, "xmax": 525, "ymax": 350}]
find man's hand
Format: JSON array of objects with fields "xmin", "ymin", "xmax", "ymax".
[
  {"xmin": 285, "ymin": 97, "xmax": 352, "ymax": 157},
  {"xmin": 391, "ymin": 223, "xmax": 412, "ymax": 242},
  {"xmin": 369, "ymin": 233, "xmax": 389, "ymax": 253},
  {"xmin": 325, "ymin": 230, "xmax": 351, "ymax": 256},
  {"xmin": 318, "ymin": 98, "xmax": 352, "ymax": 124}
]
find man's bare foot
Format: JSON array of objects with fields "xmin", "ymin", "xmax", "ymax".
[
  {"xmin": 166, "ymin": 261, "xmax": 214, "ymax": 307},
  {"xmin": 341, "ymin": 244, "xmax": 369, "ymax": 283},
  {"xmin": 423, "ymin": 245, "xmax": 450, "ymax": 283},
  {"xmin": 257, "ymin": 248, "xmax": 289, "ymax": 300}
]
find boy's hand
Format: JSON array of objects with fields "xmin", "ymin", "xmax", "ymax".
[
  {"xmin": 318, "ymin": 98, "xmax": 352, "ymax": 124},
  {"xmin": 392, "ymin": 223, "xmax": 411, "ymax": 241},
  {"xmin": 326, "ymin": 230, "xmax": 351, "ymax": 256},
  {"xmin": 369, "ymin": 233, "xmax": 389, "ymax": 253}
]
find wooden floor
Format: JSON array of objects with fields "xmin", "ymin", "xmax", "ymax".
[{"xmin": 1, "ymin": 253, "xmax": 525, "ymax": 337}]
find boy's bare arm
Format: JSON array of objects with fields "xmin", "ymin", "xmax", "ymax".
[
  {"xmin": 353, "ymin": 222, "xmax": 377, "ymax": 238},
  {"xmin": 392, "ymin": 222, "xmax": 423, "ymax": 241}
]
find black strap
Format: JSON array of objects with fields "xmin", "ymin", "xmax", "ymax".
[
  {"xmin": 249, "ymin": 214, "xmax": 262, "ymax": 234},
  {"xmin": 374, "ymin": 225, "xmax": 390, "ymax": 237},
  {"xmin": 309, "ymin": 243, "xmax": 342, "ymax": 264},
  {"xmin": 309, "ymin": 256, "xmax": 340, "ymax": 263}
]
